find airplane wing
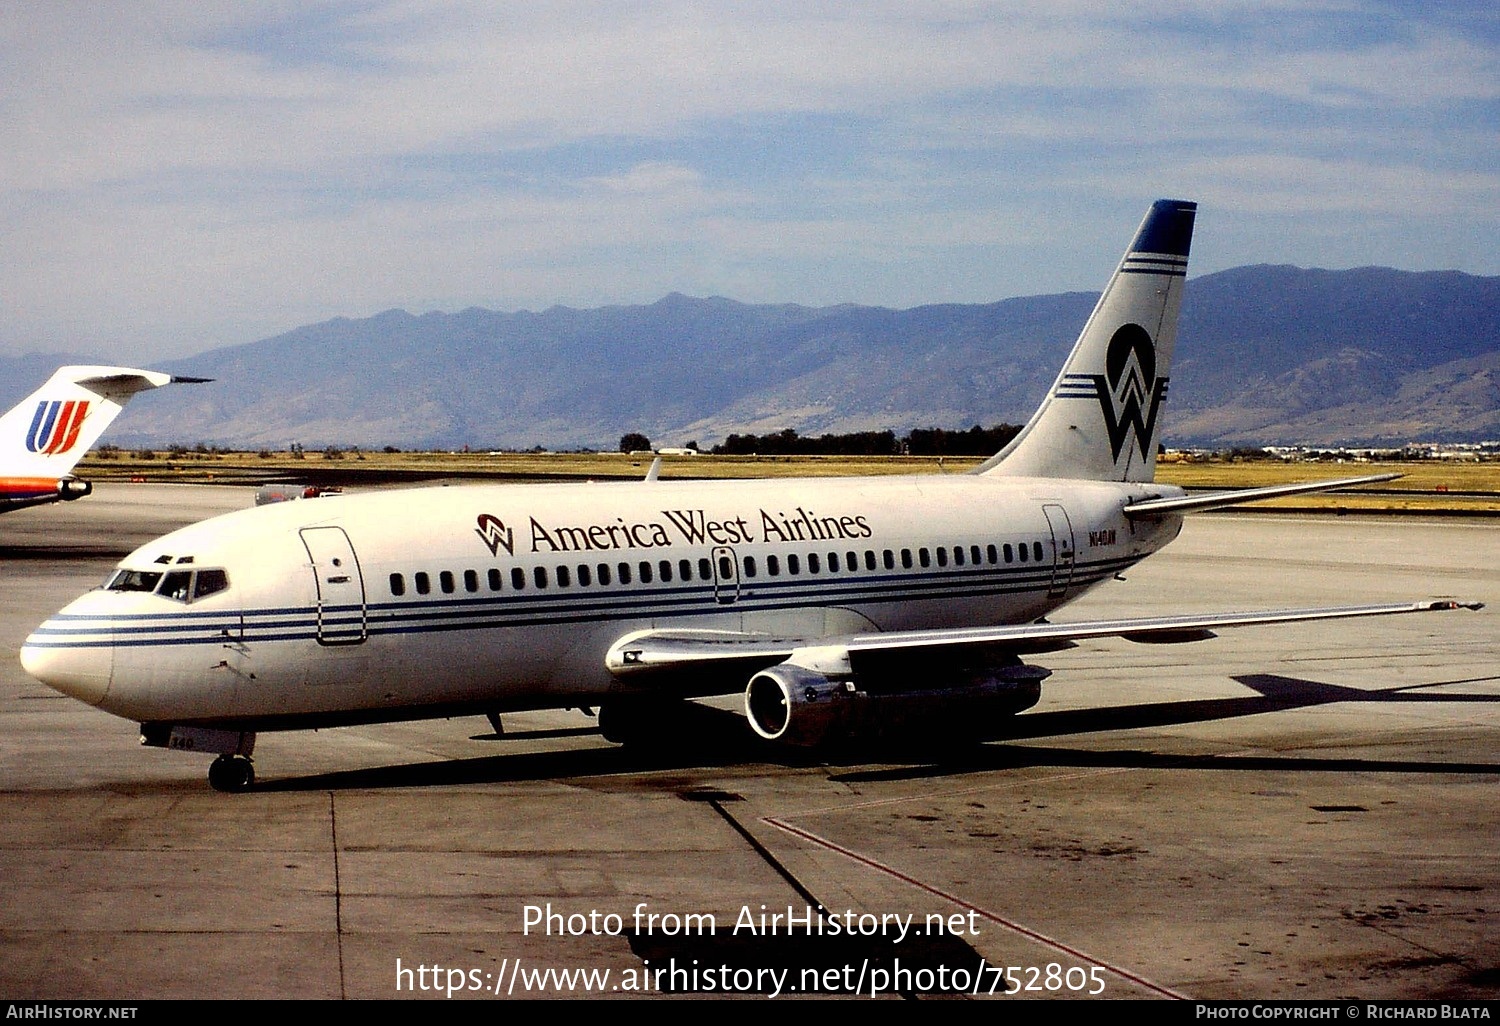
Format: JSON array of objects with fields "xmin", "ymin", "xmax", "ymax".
[
  {"xmin": 1123, "ymin": 473, "xmax": 1399, "ymax": 517},
  {"xmin": 605, "ymin": 599, "xmax": 1482, "ymax": 678}
]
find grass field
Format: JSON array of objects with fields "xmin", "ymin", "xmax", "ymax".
[{"xmin": 74, "ymin": 449, "xmax": 1500, "ymax": 514}]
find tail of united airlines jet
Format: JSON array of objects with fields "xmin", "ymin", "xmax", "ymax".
[
  {"xmin": 0, "ymin": 365, "xmax": 204, "ymax": 513},
  {"xmin": 978, "ymin": 199, "xmax": 1196, "ymax": 483}
]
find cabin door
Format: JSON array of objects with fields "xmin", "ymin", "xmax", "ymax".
[
  {"xmin": 1042, "ymin": 504, "xmax": 1076, "ymax": 598},
  {"xmin": 299, "ymin": 526, "xmax": 368, "ymax": 645}
]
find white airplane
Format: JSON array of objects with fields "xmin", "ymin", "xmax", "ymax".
[
  {"xmin": 0, "ymin": 364, "xmax": 205, "ymax": 514},
  {"xmin": 21, "ymin": 201, "xmax": 1481, "ymax": 792}
]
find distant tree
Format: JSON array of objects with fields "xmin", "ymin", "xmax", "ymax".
[
  {"xmin": 620, "ymin": 432, "xmax": 652, "ymax": 453},
  {"xmin": 95, "ymin": 443, "xmax": 120, "ymax": 461}
]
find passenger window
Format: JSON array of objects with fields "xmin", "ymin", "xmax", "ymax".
[
  {"xmin": 639, "ymin": 562, "xmax": 653, "ymax": 584},
  {"xmin": 1034, "ymin": 541, "xmax": 1045, "ymax": 562},
  {"xmin": 464, "ymin": 569, "xmax": 479, "ymax": 593},
  {"xmin": 901, "ymin": 549, "xmax": 913, "ymax": 569},
  {"xmin": 194, "ymin": 569, "xmax": 230, "ymax": 599},
  {"xmin": 557, "ymin": 565, "xmax": 571, "ymax": 587},
  {"xmin": 883, "ymin": 550, "xmax": 895, "ymax": 570},
  {"xmin": 533, "ymin": 566, "xmax": 548, "ymax": 589},
  {"xmin": 1018, "ymin": 543, "xmax": 1028, "ymax": 563},
  {"xmin": 680, "ymin": 559, "xmax": 693, "ymax": 582},
  {"xmin": 698, "ymin": 558, "xmax": 712, "ymax": 581},
  {"xmin": 511, "ymin": 567, "xmax": 526, "ymax": 590},
  {"xmin": 618, "ymin": 563, "xmax": 632, "ymax": 585},
  {"xmin": 787, "ymin": 554, "xmax": 800, "ymax": 575},
  {"xmin": 952, "ymin": 546, "xmax": 963, "ymax": 566},
  {"xmin": 743, "ymin": 556, "xmax": 757, "ymax": 578},
  {"xmin": 1003, "ymin": 544, "xmax": 1013, "ymax": 563},
  {"xmin": 389, "ymin": 573, "xmax": 405, "ymax": 597},
  {"xmin": 440, "ymin": 571, "xmax": 455, "ymax": 594},
  {"xmin": 488, "ymin": 568, "xmax": 502, "ymax": 591},
  {"xmin": 658, "ymin": 560, "xmax": 672, "ymax": 583},
  {"xmin": 808, "ymin": 553, "xmax": 821, "ymax": 574},
  {"xmin": 415, "ymin": 572, "xmax": 431, "ymax": 595},
  {"xmin": 936, "ymin": 547, "xmax": 948, "ymax": 568},
  {"xmin": 864, "ymin": 551, "xmax": 876, "ymax": 571},
  {"xmin": 972, "ymin": 545, "xmax": 983, "ymax": 565},
  {"xmin": 767, "ymin": 555, "xmax": 780, "ymax": 577},
  {"xmin": 918, "ymin": 548, "xmax": 931, "ymax": 568},
  {"xmin": 598, "ymin": 563, "xmax": 612, "ymax": 586},
  {"xmin": 578, "ymin": 564, "xmax": 592, "ymax": 587},
  {"xmin": 718, "ymin": 555, "xmax": 733, "ymax": 578}
]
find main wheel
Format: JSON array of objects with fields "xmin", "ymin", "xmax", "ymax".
[{"xmin": 207, "ymin": 754, "xmax": 255, "ymax": 793}]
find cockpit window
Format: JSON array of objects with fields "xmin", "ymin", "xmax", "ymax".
[
  {"xmin": 194, "ymin": 569, "xmax": 229, "ymax": 599},
  {"xmin": 106, "ymin": 570, "xmax": 163, "ymax": 592},
  {"xmin": 161, "ymin": 571, "xmax": 193, "ymax": 602},
  {"xmin": 105, "ymin": 568, "xmax": 230, "ymax": 602}
]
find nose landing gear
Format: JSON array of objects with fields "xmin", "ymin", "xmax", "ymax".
[{"xmin": 208, "ymin": 754, "xmax": 255, "ymax": 793}]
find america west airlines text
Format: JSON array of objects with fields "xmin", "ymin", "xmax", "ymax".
[{"xmin": 476, "ymin": 506, "xmax": 876, "ymax": 557}]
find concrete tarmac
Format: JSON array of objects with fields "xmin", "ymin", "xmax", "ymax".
[{"xmin": 1, "ymin": 484, "xmax": 1496, "ymax": 1000}]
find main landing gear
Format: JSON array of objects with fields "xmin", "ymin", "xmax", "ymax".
[{"xmin": 208, "ymin": 754, "xmax": 255, "ymax": 793}]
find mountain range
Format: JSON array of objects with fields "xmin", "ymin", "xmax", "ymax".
[{"xmin": 5, "ymin": 264, "xmax": 1496, "ymax": 450}]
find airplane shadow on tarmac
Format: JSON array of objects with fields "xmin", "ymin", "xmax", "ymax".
[{"xmin": 259, "ymin": 671, "xmax": 1500, "ymax": 793}]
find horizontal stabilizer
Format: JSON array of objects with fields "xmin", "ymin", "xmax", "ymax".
[{"xmin": 1124, "ymin": 473, "xmax": 1401, "ymax": 517}]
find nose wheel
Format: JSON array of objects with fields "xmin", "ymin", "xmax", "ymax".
[{"xmin": 208, "ymin": 754, "xmax": 255, "ymax": 793}]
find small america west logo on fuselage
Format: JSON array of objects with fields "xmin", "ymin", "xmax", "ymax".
[
  {"xmin": 25, "ymin": 400, "xmax": 90, "ymax": 456},
  {"xmin": 1055, "ymin": 323, "xmax": 1168, "ymax": 464}
]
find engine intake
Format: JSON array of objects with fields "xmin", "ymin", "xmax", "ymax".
[{"xmin": 744, "ymin": 649, "xmax": 1050, "ymax": 748}]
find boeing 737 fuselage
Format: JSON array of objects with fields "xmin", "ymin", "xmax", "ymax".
[{"xmin": 20, "ymin": 201, "xmax": 1480, "ymax": 792}]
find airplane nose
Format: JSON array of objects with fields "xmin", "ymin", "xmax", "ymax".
[{"xmin": 21, "ymin": 622, "xmax": 113, "ymax": 706}]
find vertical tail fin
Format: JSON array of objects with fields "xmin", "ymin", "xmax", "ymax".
[
  {"xmin": 0, "ymin": 366, "xmax": 189, "ymax": 497},
  {"xmin": 978, "ymin": 199, "xmax": 1196, "ymax": 482}
]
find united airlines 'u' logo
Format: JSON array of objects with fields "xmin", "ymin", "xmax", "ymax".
[
  {"xmin": 25, "ymin": 400, "xmax": 90, "ymax": 455},
  {"xmin": 1056, "ymin": 324, "xmax": 1168, "ymax": 463}
]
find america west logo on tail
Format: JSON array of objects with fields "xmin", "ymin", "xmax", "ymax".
[
  {"xmin": 1054, "ymin": 324, "xmax": 1168, "ymax": 464},
  {"xmin": 26, "ymin": 400, "xmax": 91, "ymax": 456}
]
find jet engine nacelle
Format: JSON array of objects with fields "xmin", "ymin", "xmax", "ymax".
[
  {"xmin": 743, "ymin": 650, "xmax": 1051, "ymax": 748},
  {"xmin": 58, "ymin": 479, "xmax": 91, "ymax": 501}
]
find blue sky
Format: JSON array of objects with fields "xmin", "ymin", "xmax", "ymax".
[{"xmin": 2, "ymin": 1, "xmax": 1496, "ymax": 362}]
